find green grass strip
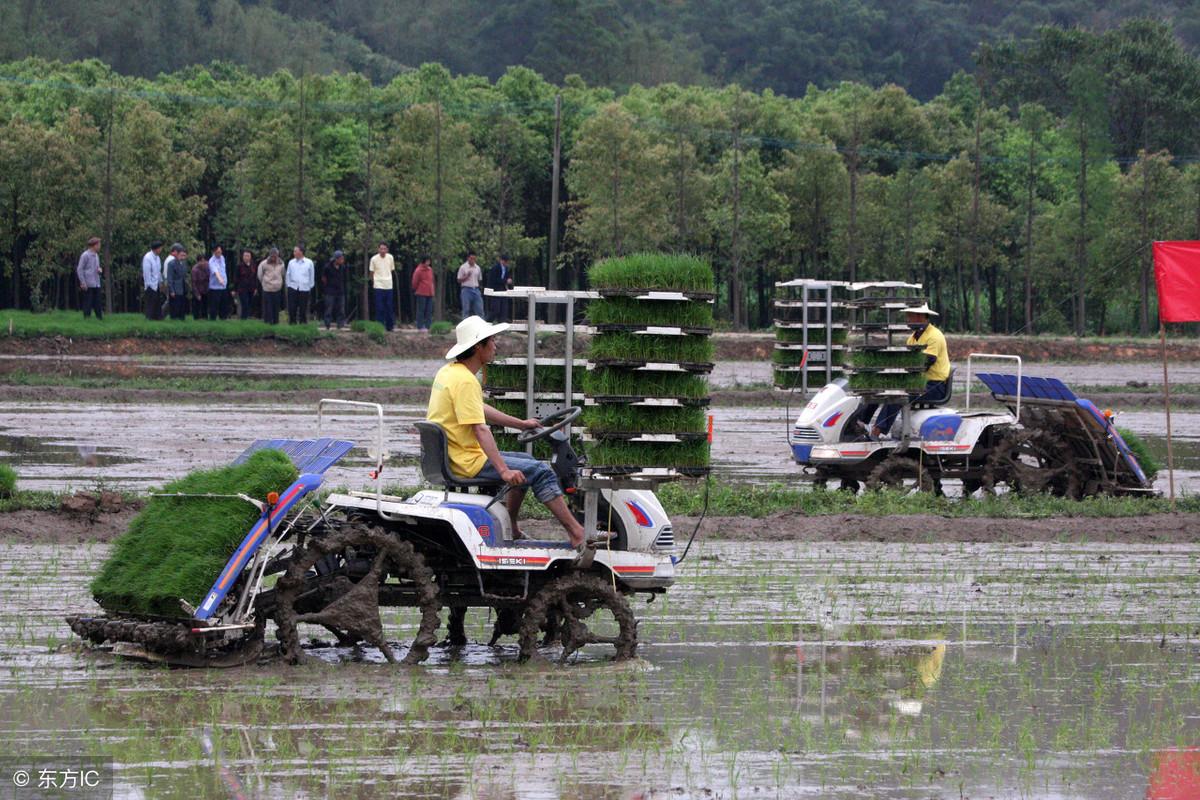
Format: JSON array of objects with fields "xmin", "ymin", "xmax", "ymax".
[
  {"xmin": 776, "ymin": 327, "xmax": 848, "ymax": 344},
  {"xmin": 349, "ymin": 319, "xmax": 387, "ymax": 343},
  {"xmin": 0, "ymin": 369, "xmax": 418, "ymax": 393},
  {"xmin": 588, "ymin": 332, "xmax": 714, "ymax": 364},
  {"xmin": 849, "ymin": 349, "xmax": 926, "ymax": 368},
  {"xmin": 89, "ymin": 449, "xmax": 298, "ymax": 617},
  {"xmin": 1, "ymin": 311, "xmax": 327, "ymax": 345},
  {"xmin": 848, "ymin": 372, "xmax": 927, "ymax": 392},
  {"xmin": 587, "ymin": 297, "xmax": 714, "ymax": 328},
  {"xmin": 588, "ymin": 253, "xmax": 715, "ymax": 292},
  {"xmin": 583, "ymin": 405, "xmax": 707, "ymax": 434},
  {"xmin": 583, "ymin": 367, "xmax": 708, "ymax": 398},
  {"xmin": 485, "ymin": 364, "xmax": 585, "ymax": 392},
  {"xmin": 586, "ymin": 439, "xmax": 710, "ymax": 467}
]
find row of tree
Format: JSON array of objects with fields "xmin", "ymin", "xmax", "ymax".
[{"xmin": 1, "ymin": 20, "xmax": 1198, "ymax": 334}]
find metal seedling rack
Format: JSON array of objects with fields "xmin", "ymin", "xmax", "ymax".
[{"xmin": 773, "ymin": 278, "xmax": 849, "ymax": 395}]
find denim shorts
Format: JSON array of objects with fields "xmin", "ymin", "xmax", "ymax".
[{"xmin": 475, "ymin": 451, "xmax": 562, "ymax": 503}]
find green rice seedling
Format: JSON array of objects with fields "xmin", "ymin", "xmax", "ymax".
[
  {"xmin": 587, "ymin": 297, "xmax": 714, "ymax": 328},
  {"xmin": 489, "ymin": 399, "xmax": 528, "ymax": 418},
  {"xmin": 0, "ymin": 463, "xmax": 15, "ymax": 499},
  {"xmin": 90, "ymin": 449, "xmax": 298, "ymax": 617},
  {"xmin": 848, "ymin": 348, "xmax": 926, "ymax": 368},
  {"xmin": 492, "ymin": 432, "xmax": 554, "ymax": 459},
  {"xmin": 588, "ymin": 331, "xmax": 714, "ymax": 364},
  {"xmin": 1117, "ymin": 427, "xmax": 1160, "ymax": 479},
  {"xmin": 587, "ymin": 253, "xmax": 715, "ymax": 292},
  {"xmin": 583, "ymin": 405, "xmax": 707, "ymax": 434},
  {"xmin": 0, "ymin": 310, "xmax": 326, "ymax": 345},
  {"xmin": 587, "ymin": 439, "xmax": 710, "ymax": 468},
  {"xmin": 776, "ymin": 326, "xmax": 848, "ymax": 345},
  {"xmin": 772, "ymin": 349, "xmax": 844, "ymax": 367},
  {"xmin": 484, "ymin": 364, "xmax": 585, "ymax": 392},
  {"xmin": 349, "ymin": 319, "xmax": 387, "ymax": 343},
  {"xmin": 583, "ymin": 367, "xmax": 708, "ymax": 398},
  {"xmin": 848, "ymin": 372, "xmax": 927, "ymax": 392}
]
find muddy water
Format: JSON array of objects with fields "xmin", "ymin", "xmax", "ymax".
[
  {"xmin": 2, "ymin": 540, "xmax": 1197, "ymax": 798},
  {"xmin": 1, "ymin": 399, "xmax": 1198, "ymax": 495}
]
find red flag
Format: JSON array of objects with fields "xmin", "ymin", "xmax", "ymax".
[{"xmin": 1153, "ymin": 241, "xmax": 1200, "ymax": 322}]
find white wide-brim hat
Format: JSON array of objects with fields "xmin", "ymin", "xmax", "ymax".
[
  {"xmin": 445, "ymin": 315, "xmax": 510, "ymax": 359},
  {"xmin": 901, "ymin": 303, "xmax": 938, "ymax": 316}
]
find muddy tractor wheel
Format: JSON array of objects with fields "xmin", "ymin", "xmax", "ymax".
[
  {"xmin": 982, "ymin": 429, "xmax": 1081, "ymax": 499},
  {"xmin": 273, "ymin": 523, "xmax": 441, "ymax": 665},
  {"xmin": 518, "ymin": 573, "xmax": 638, "ymax": 664},
  {"xmin": 865, "ymin": 455, "xmax": 938, "ymax": 495}
]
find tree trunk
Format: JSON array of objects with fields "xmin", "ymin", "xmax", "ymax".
[
  {"xmin": 361, "ymin": 113, "xmax": 373, "ymax": 321},
  {"xmin": 1024, "ymin": 132, "xmax": 1035, "ymax": 334},
  {"xmin": 846, "ymin": 119, "xmax": 860, "ymax": 283},
  {"xmin": 1075, "ymin": 116, "xmax": 1089, "ymax": 337},
  {"xmin": 1139, "ymin": 150, "xmax": 1150, "ymax": 335},
  {"xmin": 297, "ymin": 74, "xmax": 306, "ymax": 246},
  {"xmin": 102, "ymin": 87, "xmax": 115, "ymax": 315},
  {"xmin": 730, "ymin": 119, "xmax": 743, "ymax": 329},
  {"xmin": 970, "ymin": 106, "xmax": 982, "ymax": 331},
  {"xmin": 434, "ymin": 100, "xmax": 444, "ymax": 322}
]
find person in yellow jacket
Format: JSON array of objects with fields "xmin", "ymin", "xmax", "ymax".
[{"xmin": 872, "ymin": 304, "xmax": 951, "ymax": 437}]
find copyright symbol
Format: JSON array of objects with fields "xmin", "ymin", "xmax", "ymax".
[{"xmin": 12, "ymin": 769, "xmax": 29, "ymax": 787}]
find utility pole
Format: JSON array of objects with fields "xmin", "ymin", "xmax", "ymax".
[
  {"xmin": 434, "ymin": 98, "xmax": 444, "ymax": 322},
  {"xmin": 548, "ymin": 93, "xmax": 562, "ymax": 295},
  {"xmin": 102, "ymin": 87, "xmax": 115, "ymax": 315},
  {"xmin": 362, "ymin": 110, "xmax": 373, "ymax": 320},
  {"xmin": 297, "ymin": 73, "xmax": 307, "ymax": 247}
]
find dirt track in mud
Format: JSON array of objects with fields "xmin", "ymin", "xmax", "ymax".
[{"xmin": 7, "ymin": 506, "xmax": 1200, "ymax": 545}]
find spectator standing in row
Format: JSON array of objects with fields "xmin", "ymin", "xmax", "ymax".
[
  {"xmin": 322, "ymin": 250, "xmax": 347, "ymax": 329},
  {"xmin": 76, "ymin": 237, "xmax": 103, "ymax": 319},
  {"xmin": 141, "ymin": 241, "xmax": 163, "ymax": 320},
  {"xmin": 207, "ymin": 245, "xmax": 228, "ymax": 320},
  {"xmin": 286, "ymin": 245, "xmax": 314, "ymax": 324},
  {"xmin": 191, "ymin": 256, "xmax": 209, "ymax": 320},
  {"xmin": 235, "ymin": 250, "xmax": 257, "ymax": 320},
  {"xmin": 411, "ymin": 254, "xmax": 434, "ymax": 334},
  {"xmin": 457, "ymin": 251, "xmax": 483, "ymax": 318},
  {"xmin": 485, "ymin": 253, "xmax": 513, "ymax": 323},
  {"xmin": 257, "ymin": 248, "xmax": 285, "ymax": 324},
  {"xmin": 165, "ymin": 244, "xmax": 189, "ymax": 320},
  {"xmin": 370, "ymin": 242, "xmax": 395, "ymax": 332}
]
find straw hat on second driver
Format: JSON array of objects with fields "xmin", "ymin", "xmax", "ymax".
[
  {"xmin": 445, "ymin": 315, "xmax": 511, "ymax": 360},
  {"xmin": 901, "ymin": 303, "xmax": 939, "ymax": 316}
]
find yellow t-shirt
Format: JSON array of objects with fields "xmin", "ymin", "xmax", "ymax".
[
  {"xmin": 427, "ymin": 362, "xmax": 487, "ymax": 477},
  {"xmin": 369, "ymin": 253, "xmax": 395, "ymax": 289},
  {"xmin": 908, "ymin": 323, "xmax": 950, "ymax": 383}
]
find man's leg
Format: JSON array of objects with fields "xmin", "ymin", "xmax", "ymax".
[
  {"xmin": 471, "ymin": 289, "xmax": 484, "ymax": 318},
  {"xmin": 92, "ymin": 288, "xmax": 103, "ymax": 320},
  {"xmin": 505, "ymin": 487, "xmax": 527, "ymax": 538}
]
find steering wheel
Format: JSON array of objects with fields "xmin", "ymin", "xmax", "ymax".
[{"xmin": 516, "ymin": 406, "xmax": 582, "ymax": 444}]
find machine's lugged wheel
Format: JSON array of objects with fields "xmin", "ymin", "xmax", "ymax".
[
  {"xmin": 982, "ymin": 429, "xmax": 1081, "ymax": 499},
  {"xmin": 865, "ymin": 455, "xmax": 937, "ymax": 495},
  {"xmin": 274, "ymin": 523, "xmax": 441, "ymax": 665},
  {"xmin": 517, "ymin": 573, "xmax": 638, "ymax": 664}
]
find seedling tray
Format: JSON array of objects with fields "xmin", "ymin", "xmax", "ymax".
[
  {"xmin": 589, "ymin": 358, "xmax": 713, "ymax": 373},
  {"xmin": 584, "ymin": 431, "xmax": 709, "ymax": 442},
  {"xmin": 585, "ymin": 465, "xmax": 711, "ymax": 478},
  {"xmin": 586, "ymin": 395, "xmax": 712, "ymax": 407},
  {"xmin": 594, "ymin": 323, "xmax": 713, "ymax": 336}
]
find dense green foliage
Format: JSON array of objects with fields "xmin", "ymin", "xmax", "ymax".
[
  {"xmin": 3, "ymin": 1, "xmax": 1197, "ymax": 102},
  {"xmin": 583, "ymin": 368, "xmax": 708, "ymax": 399},
  {"xmin": 582, "ymin": 405, "xmax": 707, "ymax": 434},
  {"xmin": 349, "ymin": 319, "xmax": 387, "ymax": 343},
  {"xmin": 0, "ymin": 17, "xmax": 1197, "ymax": 336},
  {"xmin": 588, "ymin": 332, "xmax": 714, "ymax": 364},
  {"xmin": 90, "ymin": 449, "xmax": 298, "ymax": 617},
  {"xmin": 586, "ymin": 439, "xmax": 710, "ymax": 468},
  {"xmin": 588, "ymin": 253, "xmax": 715, "ymax": 292},
  {"xmin": 587, "ymin": 298, "xmax": 714, "ymax": 329}
]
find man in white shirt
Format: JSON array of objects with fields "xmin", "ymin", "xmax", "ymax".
[
  {"xmin": 207, "ymin": 245, "xmax": 228, "ymax": 320},
  {"xmin": 369, "ymin": 241, "xmax": 396, "ymax": 331},
  {"xmin": 457, "ymin": 251, "xmax": 484, "ymax": 318},
  {"xmin": 141, "ymin": 241, "xmax": 163, "ymax": 320},
  {"xmin": 286, "ymin": 245, "xmax": 315, "ymax": 325}
]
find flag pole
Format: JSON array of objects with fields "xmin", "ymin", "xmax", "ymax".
[{"xmin": 1159, "ymin": 322, "xmax": 1176, "ymax": 507}]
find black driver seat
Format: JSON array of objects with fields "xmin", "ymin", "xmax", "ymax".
[{"xmin": 413, "ymin": 421, "xmax": 507, "ymax": 497}]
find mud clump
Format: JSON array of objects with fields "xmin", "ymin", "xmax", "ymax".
[{"xmin": 60, "ymin": 490, "xmax": 126, "ymax": 515}]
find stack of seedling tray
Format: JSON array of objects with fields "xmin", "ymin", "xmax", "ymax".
[
  {"xmin": 773, "ymin": 278, "xmax": 848, "ymax": 393},
  {"xmin": 485, "ymin": 358, "xmax": 587, "ymax": 458},
  {"xmin": 844, "ymin": 282, "xmax": 928, "ymax": 398},
  {"xmin": 582, "ymin": 254, "xmax": 714, "ymax": 476}
]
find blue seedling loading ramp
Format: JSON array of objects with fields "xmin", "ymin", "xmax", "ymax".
[
  {"xmin": 196, "ymin": 438, "xmax": 356, "ymax": 620},
  {"xmin": 975, "ymin": 373, "xmax": 1152, "ymax": 492}
]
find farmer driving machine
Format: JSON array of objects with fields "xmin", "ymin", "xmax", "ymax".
[{"xmin": 66, "ymin": 283, "xmax": 707, "ymax": 668}]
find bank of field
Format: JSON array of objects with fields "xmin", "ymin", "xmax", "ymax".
[{"xmin": 0, "ymin": 311, "xmax": 327, "ymax": 344}]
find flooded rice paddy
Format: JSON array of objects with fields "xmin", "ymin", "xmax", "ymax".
[{"xmin": 1, "ymin": 539, "xmax": 1198, "ymax": 798}]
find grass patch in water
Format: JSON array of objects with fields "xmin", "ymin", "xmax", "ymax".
[
  {"xmin": 589, "ymin": 332, "xmax": 713, "ymax": 364},
  {"xmin": 0, "ymin": 464, "xmax": 14, "ymax": 499},
  {"xmin": 0, "ymin": 369, "xmax": 418, "ymax": 393},
  {"xmin": 0, "ymin": 310, "xmax": 327, "ymax": 345},
  {"xmin": 588, "ymin": 253, "xmax": 714, "ymax": 292},
  {"xmin": 349, "ymin": 319, "xmax": 387, "ymax": 343},
  {"xmin": 90, "ymin": 449, "xmax": 298, "ymax": 617}
]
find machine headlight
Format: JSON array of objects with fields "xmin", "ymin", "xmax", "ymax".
[{"xmin": 810, "ymin": 446, "xmax": 840, "ymax": 459}]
